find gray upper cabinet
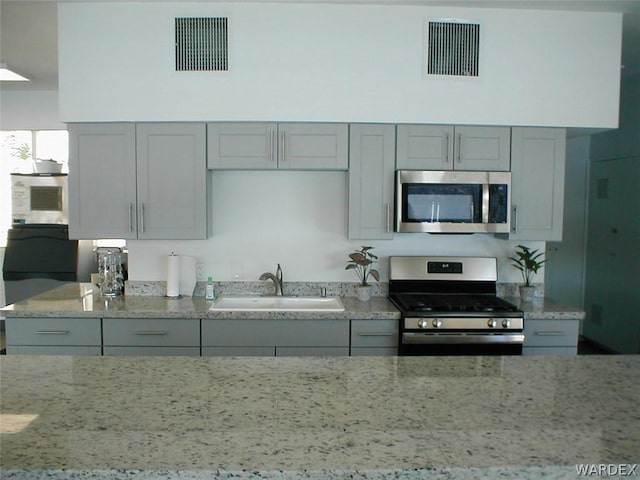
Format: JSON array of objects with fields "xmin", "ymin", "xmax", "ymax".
[
  {"xmin": 396, "ymin": 125, "xmax": 511, "ymax": 171},
  {"xmin": 348, "ymin": 124, "xmax": 396, "ymax": 240},
  {"xmin": 68, "ymin": 123, "xmax": 138, "ymax": 239},
  {"xmin": 136, "ymin": 123, "xmax": 208, "ymax": 239},
  {"xmin": 69, "ymin": 123, "xmax": 208, "ymax": 240},
  {"xmin": 509, "ymin": 127, "xmax": 566, "ymax": 241},
  {"xmin": 207, "ymin": 122, "xmax": 348, "ymax": 170}
]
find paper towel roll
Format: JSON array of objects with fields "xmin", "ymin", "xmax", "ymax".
[{"xmin": 166, "ymin": 254, "xmax": 180, "ymax": 298}]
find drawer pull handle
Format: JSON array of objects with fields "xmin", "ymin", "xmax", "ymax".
[
  {"xmin": 35, "ymin": 330, "xmax": 70, "ymax": 335},
  {"xmin": 134, "ymin": 331, "xmax": 169, "ymax": 336},
  {"xmin": 534, "ymin": 332, "xmax": 566, "ymax": 336},
  {"xmin": 358, "ymin": 332, "xmax": 394, "ymax": 337}
]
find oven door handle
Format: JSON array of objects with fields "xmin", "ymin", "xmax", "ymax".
[{"xmin": 402, "ymin": 333, "xmax": 525, "ymax": 345}]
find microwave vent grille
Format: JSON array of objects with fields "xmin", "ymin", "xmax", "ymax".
[
  {"xmin": 175, "ymin": 17, "xmax": 229, "ymax": 72},
  {"xmin": 426, "ymin": 20, "xmax": 480, "ymax": 77}
]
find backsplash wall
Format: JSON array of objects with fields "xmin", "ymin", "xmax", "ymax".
[{"xmin": 126, "ymin": 171, "xmax": 544, "ymax": 284}]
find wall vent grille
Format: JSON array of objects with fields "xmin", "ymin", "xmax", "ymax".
[
  {"xmin": 175, "ymin": 17, "xmax": 228, "ymax": 71},
  {"xmin": 426, "ymin": 20, "xmax": 480, "ymax": 77}
]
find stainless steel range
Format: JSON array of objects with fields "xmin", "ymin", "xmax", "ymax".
[{"xmin": 389, "ymin": 256, "xmax": 524, "ymax": 356}]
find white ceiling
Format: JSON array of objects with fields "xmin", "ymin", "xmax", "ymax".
[{"xmin": 1, "ymin": 0, "xmax": 639, "ymax": 93}]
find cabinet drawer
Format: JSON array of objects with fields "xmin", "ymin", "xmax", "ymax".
[
  {"xmin": 351, "ymin": 319, "xmax": 398, "ymax": 348},
  {"xmin": 276, "ymin": 346, "xmax": 349, "ymax": 357},
  {"xmin": 523, "ymin": 346, "xmax": 578, "ymax": 356},
  {"xmin": 6, "ymin": 317, "xmax": 102, "ymax": 346},
  {"xmin": 103, "ymin": 346, "xmax": 200, "ymax": 356},
  {"xmin": 202, "ymin": 346, "xmax": 276, "ymax": 357},
  {"xmin": 102, "ymin": 318, "xmax": 200, "ymax": 347},
  {"xmin": 524, "ymin": 319, "xmax": 579, "ymax": 347},
  {"xmin": 350, "ymin": 347, "xmax": 398, "ymax": 356},
  {"xmin": 202, "ymin": 319, "xmax": 348, "ymax": 347},
  {"xmin": 7, "ymin": 345, "xmax": 102, "ymax": 355}
]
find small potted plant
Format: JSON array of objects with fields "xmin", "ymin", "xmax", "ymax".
[
  {"xmin": 346, "ymin": 246, "xmax": 380, "ymax": 302},
  {"xmin": 509, "ymin": 244, "xmax": 545, "ymax": 302}
]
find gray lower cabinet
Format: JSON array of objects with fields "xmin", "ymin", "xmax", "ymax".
[
  {"xmin": 102, "ymin": 318, "xmax": 200, "ymax": 356},
  {"xmin": 202, "ymin": 318, "xmax": 349, "ymax": 357},
  {"xmin": 350, "ymin": 319, "xmax": 398, "ymax": 356},
  {"xmin": 5, "ymin": 317, "xmax": 102, "ymax": 355},
  {"xmin": 523, "ymin": 318, "xmax": 579, "ymax": 355},
  {"xmin": 348, "ymin": 124, "xmax": 396, "ymax": 239}
]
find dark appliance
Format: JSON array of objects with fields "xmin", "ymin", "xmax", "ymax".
[
  {"xmin": 2, "ymin": 224, "xmax": 78, "ymax": 305},
  {"xmin": 389, "ymin": 256, "xmax": 524, "ymax": 356},
  {"xmin": 395, "ymin": 170, "xmax": 511, "ymax": 234}
]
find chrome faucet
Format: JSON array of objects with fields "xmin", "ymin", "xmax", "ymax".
[{"xmin": 259, "ymin": 263, "xmax": 284, "ymax": 296}]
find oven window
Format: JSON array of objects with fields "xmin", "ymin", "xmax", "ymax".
[{"xmin": 403, "ymin": 184, "xmax": 482, "ymax": 223}]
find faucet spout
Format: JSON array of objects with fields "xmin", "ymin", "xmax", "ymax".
[{"xmin": 259, "ymin": 265, "xmax": 284, "ymax": 296}]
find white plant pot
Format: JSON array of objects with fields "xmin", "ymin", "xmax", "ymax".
[
  {"xmin": 356, "ymin": 285, "xmax": 373, "ymax": 302},
  {"xmin": 519, "ymin": 285, "xmax": 536, "ymax": 302}
]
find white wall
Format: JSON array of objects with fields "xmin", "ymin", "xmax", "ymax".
[
  {"xmin": 58, "ymin": 2, "xmax": 622, "ymax": 128},
  {"xmin": 0, "ymin": 90, "xmax": 64, "ymax": 130},
  {"xmin": 127, "ymin": 170, "xmax": 544, "ymax": 283}
]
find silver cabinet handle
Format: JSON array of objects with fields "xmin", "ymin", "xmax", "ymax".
[
  {"xmin": 512, "ymin": 205, "xmax": 518, "ymax": 233},
  {"xmin": 36, "ymin": 330, "xmax": 70, "ymax": 335},
  {"xmin": 385, "ymin": 203, "xmax": 391, "ymax": 233},
  {"xmin": 534, "ymin": 332, "xmax": 566, "ymax": 336},
  {"xmin": 134, "ymin": 331, "xmax": 169, "ymax": 336},
  {"xmin": 280, "ymin": 130, "xmax": 286, "ymax": 164},
  {"xmin": 270, "ymin": 130, "xmax": 276, "ymax": 162},
  {"xmin": 129, "ymin": 203, "xmax": 135, "ymax": 232},
  {"xmin": 457, "ymin": 133, "xmax": 462, "ymax": 163},
  {"xmin": 140, "ymin": 203, "xmax": 146, "ymax": 234},
  {"xmin": 444, "ymin": 133, "xmax": 450, "ymax": 163}
]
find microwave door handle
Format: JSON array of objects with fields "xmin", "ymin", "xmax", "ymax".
[{"xmin": 482, "ymin": 184, "xmax": 490, "ymax": 223}]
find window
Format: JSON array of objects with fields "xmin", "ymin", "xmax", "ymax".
[{"xmin": 0, "ymin": 130, "xmax": 69, "ymax": 247}]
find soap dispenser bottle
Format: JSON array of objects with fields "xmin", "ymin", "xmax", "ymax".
[{"xmin": 205, "ymin": 276, "xmax": 215, "ymax": 300}]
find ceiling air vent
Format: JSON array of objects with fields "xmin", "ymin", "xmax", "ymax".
[
  {"xmin": 426, "ymin": 20, "xmax": 480, "ymax": 77},
  {"xmin": 175, "ymin": 17, "xmax": 228, "ymax": 72}
]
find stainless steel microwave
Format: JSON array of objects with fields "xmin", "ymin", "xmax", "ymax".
[{"xmin": 395, "ymin": 170, "xmax": 511, "ymax": 234}]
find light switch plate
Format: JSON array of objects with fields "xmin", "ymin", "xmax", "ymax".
[{"xmin": 196, "ymin": 263, "xmax": 206, "ymax": 281}]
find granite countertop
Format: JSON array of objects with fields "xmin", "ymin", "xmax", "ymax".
[
  {"xmin": 1, "ymin": 355, "xmax": 638, "ymax": 479},
  {"xmin": 1, "ymin": 283, "xmax": 583, "ymax": 321}
]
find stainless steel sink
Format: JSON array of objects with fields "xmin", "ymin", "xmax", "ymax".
[{"xmin": 209, "ymin": 295, "xmax": 345, "ymax": 312}]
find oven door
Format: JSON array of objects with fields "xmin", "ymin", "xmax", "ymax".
[{"xmin": 400, "ymin": 332, "xmax": 525, "ymax": 356}]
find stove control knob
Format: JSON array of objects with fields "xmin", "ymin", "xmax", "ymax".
[
  {"xmin": 502, "ymin": 319, "xmax": 512, "ymax": 329},
  {"xmin": 417, "ymin": 319, "xmax": 430, "ymax": 329},
  {"xmin": 432, "ymin": 319, "xmax": 443, "ymax": 328},
  {"xmin": 487, "ymin": 319, "xmax": 497, "ymax": 328}
]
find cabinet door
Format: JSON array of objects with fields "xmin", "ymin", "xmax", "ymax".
[
  {"xmin": 202, "ymin": 346, "xmax": 276, "ymax": 356},
  {"xmin": 510, "ymin": 128, "xmax": 566, "ymax": 241},
  {"xmin": 455, "ymin": 126, "xmax": 511, "ymax": 171},
  {"xmin": 7, "ymin": 346, "xmax": 102, "ymax": 355},
  {"xmin": 136, "ymin": 123, "xmax": 208, "ymax": 239},
  {"xmin": 68, "ymin": 123, "xmax": 137, "ymax": 239},
  {"xmin": 348, "ymin": 124, "xmax": 395, "ymax": 239},
  {"xmin": 396, "ymin": 125, "xmax": 454, "ymax": 170},
  {"xmin": 276, "ymin": 347, "xmax": 349, "ymax": 356},
  {"xmin": 278, "ymin": 123, "xmax": 348, "ymax": 170},
  {"xmin": 202, "ymin": 319, "xmax": 349, "ymax": 350},
  {"xmin": 207, "ymin": 123, "xmax": 278, "ymax": 169}
]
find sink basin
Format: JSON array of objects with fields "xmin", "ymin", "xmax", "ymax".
[{"xmin": 209, "ymin": 295, "xmax": 345, "ymax": 312}]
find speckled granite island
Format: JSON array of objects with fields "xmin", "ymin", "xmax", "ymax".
[{"xmin": 1, "ymin": 355, "xmax": 638, "ymax": 480}]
